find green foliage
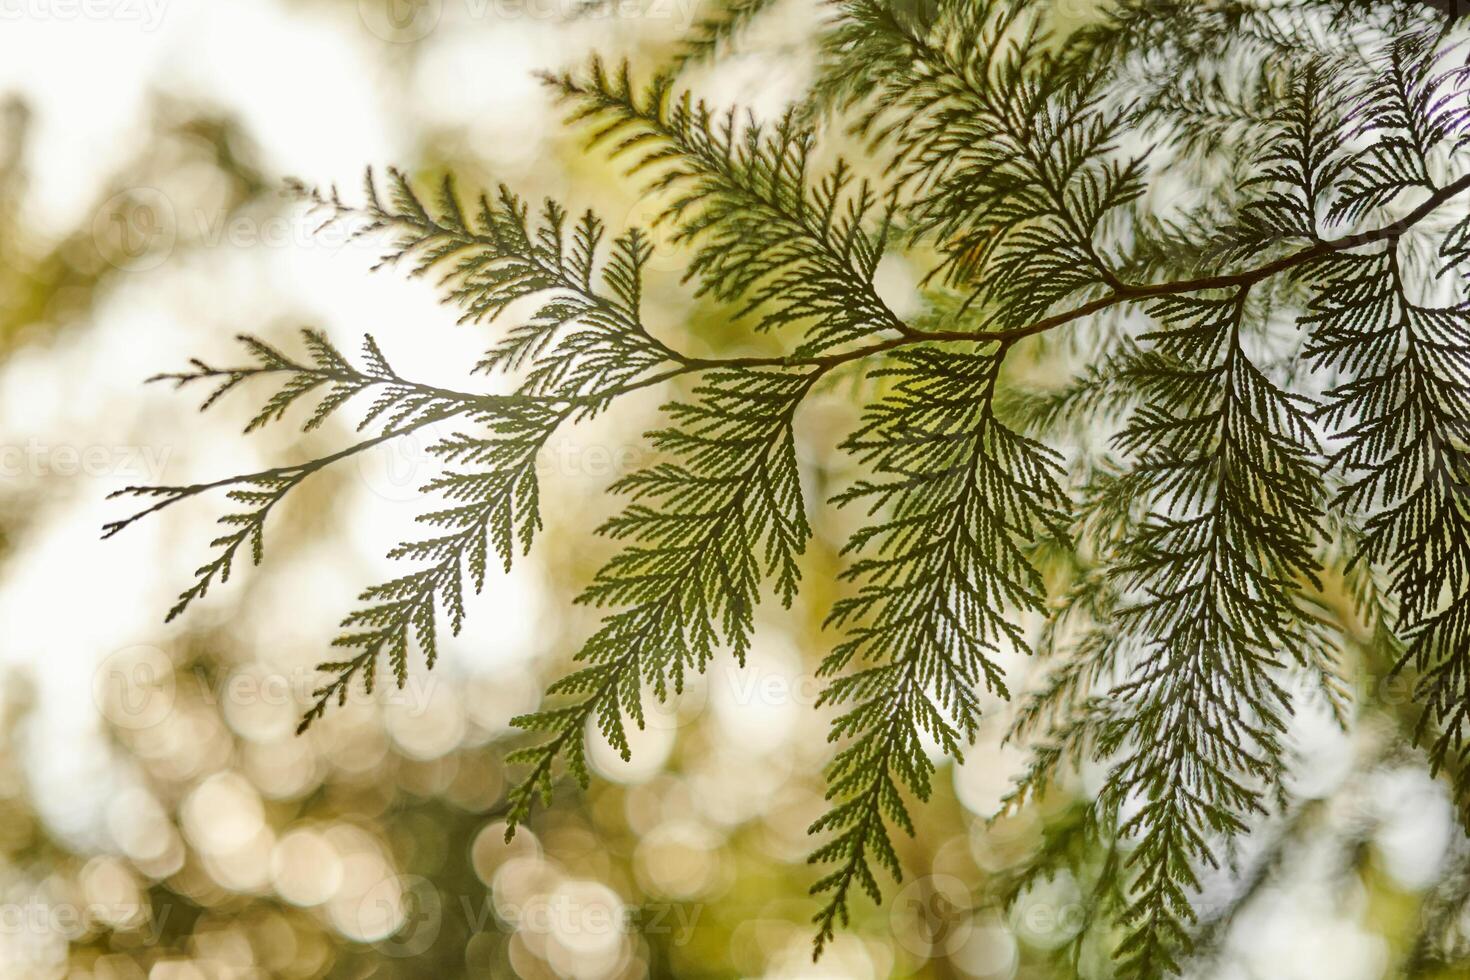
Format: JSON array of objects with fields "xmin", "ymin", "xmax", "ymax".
[
  {"xmin": 505, "ymin": 365, "xmax": 814, "ymax": 832},
  {"xmin": 109, "ymin": 1, "xmax": 1470, "ymax": 974},
  {"xmin": 290, "ymin": 173, "xmax": 690, "ymax": 728},
  {"xmin": 809, "ymin": 344, "xmax": 1069, "ymax": 950},
  {"xmin": 1307, "ymin": 248, "xmax": 1470, "ymax": 808},
  {"xmin": 103, "ymin": 328, "xmax": 495, "ymax": 622},
  {"xmin": 1097, "ymin": 291, "xmax": 1330, "ymax": 975},
  {"xmin": 544, "ymin": 58, "xmax": 905, "ymax": 356},
  {"xmin": 670, "ymin": 0, "xmax": 785, "ymax": 70}
]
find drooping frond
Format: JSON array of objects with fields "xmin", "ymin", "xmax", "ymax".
[
  {"xmin": 504, "ymin": 367, "xmax": 815, "ymax": 831},
  {"xmin": 807, "ymin": 344, "xmax": 1068, "ymax": 952},
  {"xmin": 1096, "ymin": 291, "xmax": 1327, "ymax": 976},
  {"xmin": 297, "ymin": 174, "xmax": 712, "ymax": 728},
  {"xmin": 301, "ymin": 401, "xmax": 564, "ymax": 730},
  {"xmin": 1306, "ymin": 246, "xmax": 1470, "ymax": 811}
]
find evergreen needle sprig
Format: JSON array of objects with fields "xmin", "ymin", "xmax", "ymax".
[
  {"xmin": 808, "ymin": 340, "xmax": 1070, "ymax": 953},
  {"xmin": 103, "ymin": 330, "xmax": 498, "ymax": 621},
  {"xmin": 541, "ymin": 59, "xmax": 911, "ymax": 356}
]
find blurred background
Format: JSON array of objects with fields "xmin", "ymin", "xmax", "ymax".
[{"xmin": 0, "ymin": 1, "xmax": 1466, "ymax": 977}]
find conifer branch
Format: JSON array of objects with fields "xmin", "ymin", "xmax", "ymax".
[
  {"xmin": 504, "ymin": 366, "xmax": 819, "ymax": 833},
  {"xmin": 1099, "ymin": 288, "xmax": 1327, "ymax": 976},
  {"xmin": 542, "ymin": 60, "xmax": 911, "ymax": 355},
  {"xmin": 109, "ymin": 5, "xmax": 1470, "ymax": 970},
  {"xmin": 807, "ymin": 341, "xmax": 1069, "ymax": 952},
  {"xmin": 1307, "ymin": 240, "xmax": 1470, "ymax": 815},
  {"xmin": 103, "ymin": 331, "xmax": 495, "ymax": 621}
]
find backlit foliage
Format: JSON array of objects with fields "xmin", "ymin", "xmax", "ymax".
[{"xmin": 110, "ymin": 1, "xmax": 1470, "ymax": 973}]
